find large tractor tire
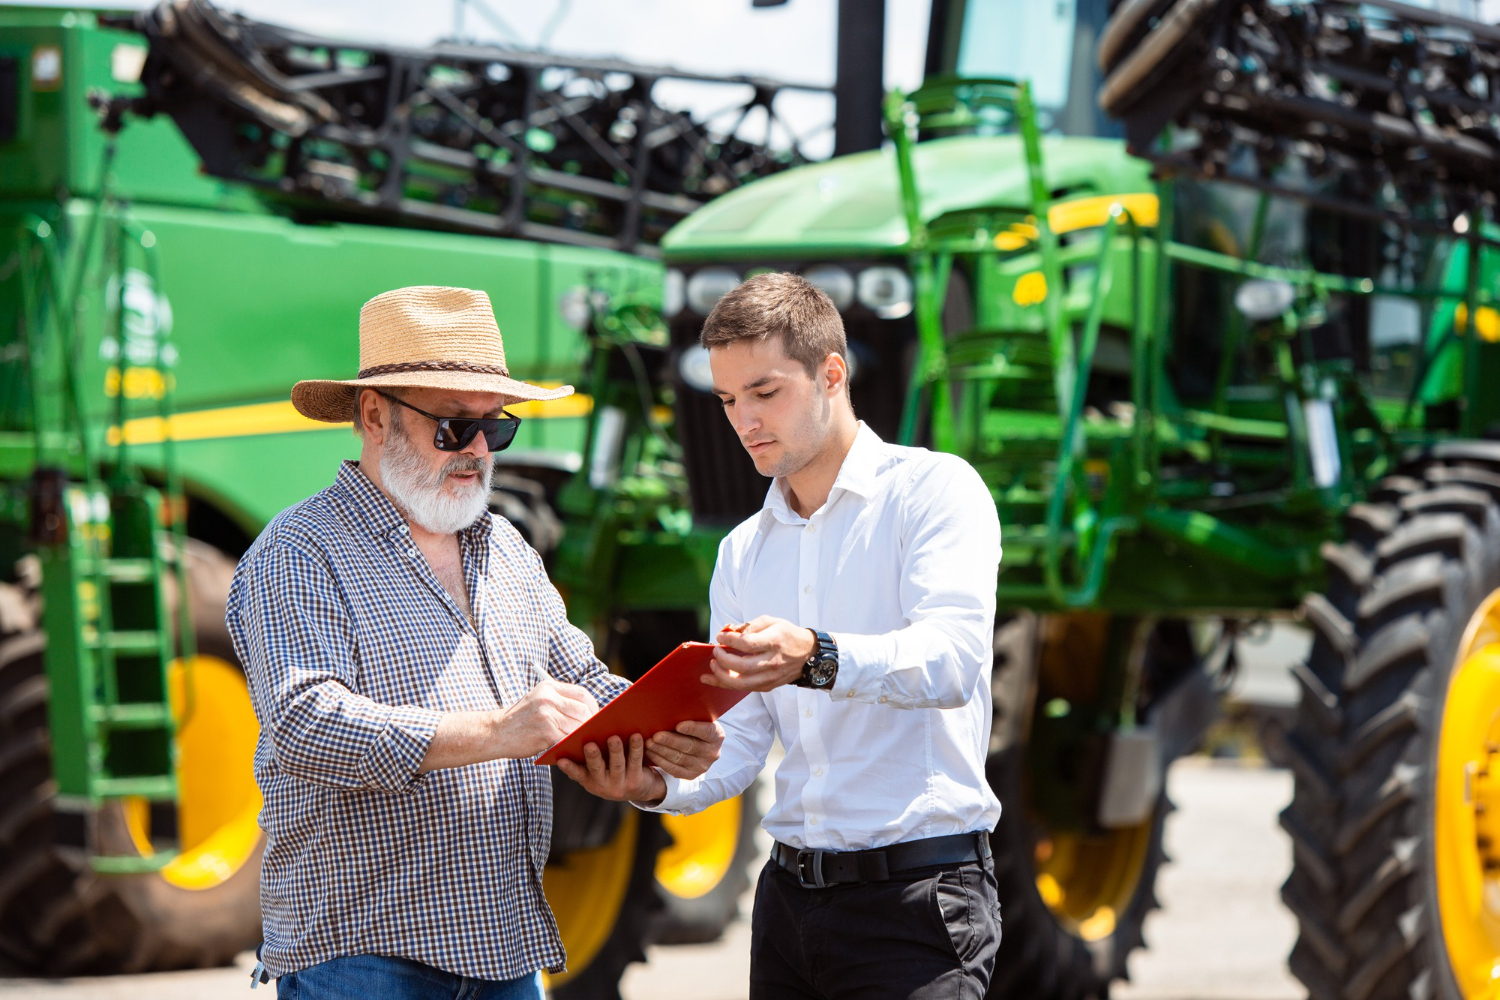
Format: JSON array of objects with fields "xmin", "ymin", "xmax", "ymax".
[
  {"xmin": 985, "ymin": 612, "xmax": 1195, "ymax": 1000},
  {"xmin": 546, "ymin": 809, "xmax": 669, "ymax": 1000},
  {"xmin": 598, "ymin": 608, "xmax": 765, "ymax": 947},
  {"xmin": 651, "ymin": 778, "xmax": 763, "ymax": 945},
  {"xmin": 986, "ymin": 748, "xmax": 1169, "ymax": 1000},
  {"xmin": 1282, "ymin": 446, "xmax": 1500, "ymax": 1000},
  {"xmin": 0, "ymin": 541, "xmax": 264, "ymax": 974}
]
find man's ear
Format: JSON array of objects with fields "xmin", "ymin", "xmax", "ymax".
[
  {"xmin": 822, "ymin": 352, "xmax": 850, "ymax": 397},
  {"xmin": 358, "ymin": 389, "xmax": 389, "ymax": 445}
]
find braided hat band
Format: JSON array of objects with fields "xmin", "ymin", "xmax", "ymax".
[{"xmin": 291, "ymin": 286, "xmax": 572, "ymax": 423}]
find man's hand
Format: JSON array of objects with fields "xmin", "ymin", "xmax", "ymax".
[
  {"xmin": 557, "ymin": 734, "xmax": 666, "ymax": 804},
  {"xmin": 493, "ymin": 679, "xmax": 598, "ymax": 759},
  {"xmin": 702, "ymin": 616, "xmax": 816, "ymax": 692},
  {"xmin": 646, "ymin": 720, "xmax": 725, "ymax": 778},
  {"xmin": 557, "ymin": 720, "xmax": 725, "ymax": 805}
]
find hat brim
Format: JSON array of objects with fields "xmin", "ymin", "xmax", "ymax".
[{"xmin": 291, "ymin": 372, "xmax": 575, "ymax": 423}]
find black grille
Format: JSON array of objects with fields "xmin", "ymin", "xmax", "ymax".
[
  {"xmin": 0, "ymin": 58, "xmax": 17, "ymax": 145},
  {"xmin": 669, "ymin": 303, "xmax": 915, "ymax": 526}
]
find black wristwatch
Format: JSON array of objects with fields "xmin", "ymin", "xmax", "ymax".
[{"xmin": 794, "ymin": 629, "xmax": 839, "ymax": 690}]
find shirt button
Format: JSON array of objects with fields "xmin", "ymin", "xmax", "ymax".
[
  {"xmin": 407, "ymin": 548, "xmax": 418, "ymax": 558},
  {"xmin": 878, "ymin": 696, "xmax": 887, "ymax": 704},
  {"xmin": 809, "ymin": 816, "xmax": 819, "ymax": 825},
  {"xmin": 803, "ymin": 585, "xmax": 812, "ymax": 594},
  {"xmin": 814, "ymin": 767, "xmax": 823, "ymax": 776},
  {"xmin": 804, "ymin": 709, "xmax": 813, "ymax": 718},
  {"xmin": 807, "ymin": 525, "xmax": 815, "ymax": 534}
]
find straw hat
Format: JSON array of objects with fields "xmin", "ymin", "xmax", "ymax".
[{"xmin": 291, "ymin": 285, "xmax": 573, "ymax": 422}]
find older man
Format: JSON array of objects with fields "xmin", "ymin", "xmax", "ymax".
[{"xmin": 227, "ymin": 286, "xmax": 722, "ymax": 1000}]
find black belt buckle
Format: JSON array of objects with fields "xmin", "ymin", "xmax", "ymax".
[{"xmin": 796, "ymin": 848, "xmax": 828, "ymax": 889}]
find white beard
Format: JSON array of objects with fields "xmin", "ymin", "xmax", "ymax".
[{"xmin": 380, "ymin": 411, "xmax": 493, "ymax": 534}]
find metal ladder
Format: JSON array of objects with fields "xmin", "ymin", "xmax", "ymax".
[{"xmin": 18, "ymin": 184, "xmax": 191, "ymax": 872}]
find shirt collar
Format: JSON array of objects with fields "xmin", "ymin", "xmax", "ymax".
[
  {"xmin": 760, "ymin": 422, "xmax": 883, "ymax": 525},
  {"xmin": 332, "ymin": 460, "xmax": 494, "ymax": 542}
]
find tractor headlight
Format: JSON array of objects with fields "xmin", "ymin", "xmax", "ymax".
[
  {"xmin": 1234, "ymin": 279, "xmax": 1294, "ymax": 322},
  {"xmin": 803, "ymin": 265, "xmax": 855, "ymax": 310},
  {"xmin": 857, "ymin": 266, "xmax": 914, "ymax": 319},
  {"xmin": 664, "ymin": 268, "xmax": 686, "ymax": 318},
  {"xmin": 686, "ymin": 267, "xmax": 740, "ymax": 315},
  {"xmin": 558, "ymin": 287, "xmax": 592, "ymax": 330},
  {"xmin": 677, "ymin": 344, "xmax": 716, "ymax": 393}
]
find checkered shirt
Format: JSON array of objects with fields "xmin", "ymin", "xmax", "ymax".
[{"xmin": 226, "ymin": 461, "xmax": 627, "ymax": 980}]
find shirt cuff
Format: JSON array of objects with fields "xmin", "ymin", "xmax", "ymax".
[
  {"xmin": 635, "ymin": 771, "xmax": 695, "ymax": 815},
  {"xmin": 828, "ymin": 631, "xmax": 889, "ymax": 705},
  {"xmin": 356, "ymin": 704, "xmax": 444, "ymax": 794}
]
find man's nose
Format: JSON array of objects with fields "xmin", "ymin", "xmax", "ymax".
[
  {"xmin": 459, "ymin": 427, "xmax": 491, "ymax": 458},
  {"xmin": 730, "ymin": 403, "xmax": 759, "ymax": 437}
]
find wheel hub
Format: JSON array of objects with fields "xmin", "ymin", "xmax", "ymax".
[
  {"xmin": 1436, "ymin": 590, "xmax": 1500, "ymax": 997},
  {"xmin": 1473, "ymin": 748, "xmax": 1500, "ymax": 875}
]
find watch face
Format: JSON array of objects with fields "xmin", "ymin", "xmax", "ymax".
[{"xmin": 807, "ymin": 656, "xmax": 838, "ymax": 688}]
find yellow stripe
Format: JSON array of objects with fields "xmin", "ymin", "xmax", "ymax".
[
  {"xmin": 1049, "ymin": 192, "xmax": 1159, "ymax": 234},
  {"xmin": 107, "ymin": 386, "xmax": 594, "ymax": 447},
  {"xmin": 993, "ymin": 193, "xmax": 1160, "ymax": 251}
]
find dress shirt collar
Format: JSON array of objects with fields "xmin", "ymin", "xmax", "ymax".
[
  {"xmin": 331, "ymin": 460, "xmax": 494, "ymax": 543},
  {"xmin": 761, "ymin": 422, "xmax": 883, "ymax": 526}
]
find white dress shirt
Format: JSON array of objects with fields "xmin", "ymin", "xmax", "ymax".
[{"xmin": 647, "ymin": 423, "xmax": 1003, "ymax": 850}]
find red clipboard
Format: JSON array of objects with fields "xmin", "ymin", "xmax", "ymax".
[{"xmin": 534, "ymin": 642, "xmax": 748, "ymax": 766}]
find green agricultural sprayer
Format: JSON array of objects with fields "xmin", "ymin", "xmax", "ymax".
[
  {"xmin": 552, "ymin": 1, "xmax": 1500, "ymax": 998},
  {"xmin": 0, "ymin": 1, "xmax": 816, "ymax": 993},
  {"xmin": 9, "ymin": 0, "xmax": 1500, "ymax": 999}
]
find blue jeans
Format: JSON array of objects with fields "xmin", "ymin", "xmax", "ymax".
[{"xmin": 275, "ymin": 955, "xmax": 544, "ymax": 1000}]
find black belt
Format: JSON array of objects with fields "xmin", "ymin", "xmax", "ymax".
[{"xmin": 772, "ymin": 831, "xmax": 992, "ymax": 889}]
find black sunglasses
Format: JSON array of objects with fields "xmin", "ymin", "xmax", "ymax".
[{"xmin": 376, "ymin": 390, "xmax": 522, "ymax": 453}]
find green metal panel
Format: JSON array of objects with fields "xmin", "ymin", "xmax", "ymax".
[
  {"xmin": 0, "ymin": 199, "xmax": 661, "ymax": 531},
  {"xmin": 662, "ymin": 134, "xmax": 1150, "ymax": 261},
  {"xmin": 0, "ymin": 7, "xmax": 259, "ymax": 209}
]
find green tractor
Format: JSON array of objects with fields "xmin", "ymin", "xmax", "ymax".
[
  {"xmin": 551, "ymin": 0, "xmax": 1500, "ymax": 997},
  {"xmin": 0, "ymin": 1, "xmax": 808, "ymax": 992}
]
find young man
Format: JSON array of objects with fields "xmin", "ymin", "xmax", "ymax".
[
  {"xmin": 566, "ymin": 272, "xmax": 1003, "ymax": 999},
  {"xmin": 227, "ymin": 286, "xmax": 722, "ymax": 999}
]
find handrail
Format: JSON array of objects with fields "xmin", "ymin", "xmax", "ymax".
[{"xmin": 1042, "ymin": 207, "xmax": 1137, "ymax": 607}]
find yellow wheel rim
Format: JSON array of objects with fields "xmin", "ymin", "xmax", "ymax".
[
  {"xmin": 124, "ymin": 655, "xmax": 263, "ymax": 890},
  {"xmin": 656, "ymin": 796, "xmax": 743, "ymax": 900},
  {"xmin": 543, "ymin": 809, "xmax": 640, "ymax": 989},
  {"xmin": 1033, "ymin": 818, "xmax": 1153, "ymax": 942},
  {"xmin": 1436, "ymin": 589, "xmax": 1500, "ymax": 999}
]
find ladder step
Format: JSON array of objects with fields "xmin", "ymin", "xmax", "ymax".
[
  {"xmin": 99, "ymin": 559, "xmax": 155, "ymax": 584},
  {"xmin": 89, "ymin": 630, "xmax": 166, "ymax": 655},
  {"xmin": 92, "ymin": 850, "xmax": 174, "ymax": 875},
  {"xmin": 93, "ymin": 775, "xmax": 175, "ymax": 798},
  {"xmin": 91, "ymin": 703, "xmax": 171, "ymax": 728}
]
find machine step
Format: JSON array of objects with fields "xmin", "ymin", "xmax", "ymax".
[
  {"xmin": 89, "ymin": 630, "xmax": 166, "ymax": 655},
  {"xmin": 90, "ymin": 703, "xmax": 171, "ymax": 728},
  {"xmin": 92, "ymin": 775, "xmax": 175, "ymax": 798}
]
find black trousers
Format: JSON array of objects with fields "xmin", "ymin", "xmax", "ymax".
[{"xmin": 748, "ymin": 855, "xmax": 1001, "ymax": 1000}]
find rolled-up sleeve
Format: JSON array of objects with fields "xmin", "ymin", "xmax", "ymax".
[
  {"xmin": 829, "ymin": 460, "xmax": 1001, "ymax": 709},
  {"xmin": 228, "ymin": 539, "xmax": 442, "ymax": 794}
]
